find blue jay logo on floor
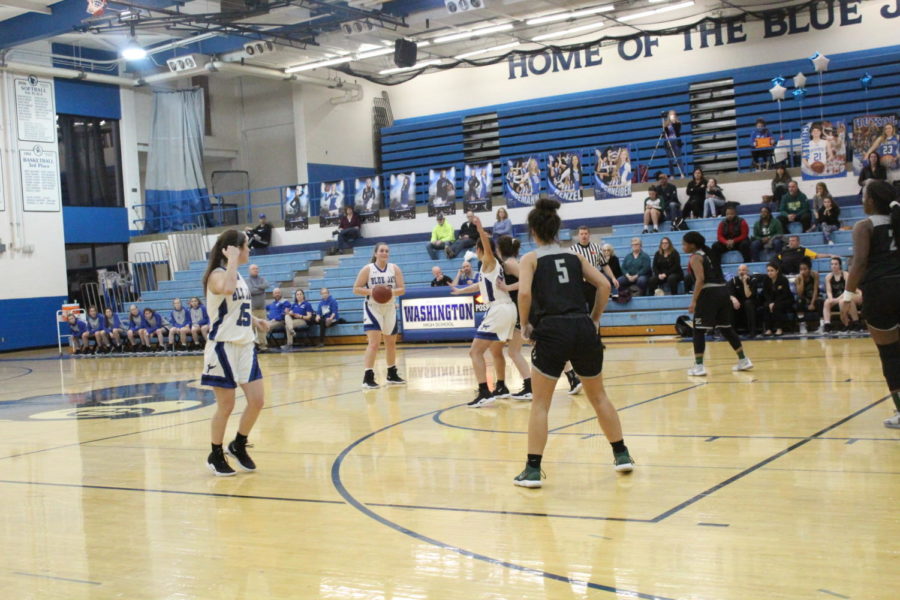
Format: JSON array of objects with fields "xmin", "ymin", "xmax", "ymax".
[{"xmin": 0, "ymin": 380, "xmax": 216, "ymax": 421}]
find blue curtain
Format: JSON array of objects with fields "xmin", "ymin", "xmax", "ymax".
[{"xmin": 144, "ymin": 89, "xmax": 211, "ymax": 233}]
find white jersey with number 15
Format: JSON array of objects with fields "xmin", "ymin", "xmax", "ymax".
[{"xmin": 206, "ymin": 268, "xmax": 255, "ymax": 344}]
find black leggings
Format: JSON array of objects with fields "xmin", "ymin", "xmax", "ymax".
[{"xmin": 693, "ymin": 325, "xmax": 742, "ymax": 356}]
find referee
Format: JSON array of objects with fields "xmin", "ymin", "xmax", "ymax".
[{"xmin": 570, "ymin": 226, "xmax": 618, "ymax": 308}]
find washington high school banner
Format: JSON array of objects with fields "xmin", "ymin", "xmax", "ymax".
[
  {"xmin": 801, "ymin": 120, "xmax": 847, "ymax": 180},
  {"xmin": 463, "ymin": 163, "xmax": 492, "ymax": 213},
  {"xmin": 852, "ymin": 114, "xmax": 899, "ymax": 178},
  {"xmin": 319, "ymin": 180, "xmax": 344, "ymax": 227},
  {"xmin": 284, "ymin": 184, "xmax": 309, "ymax": 231},
  {"xmin": 504, "ymin": 156, "xmax": 540, "ymax": 208},
  {"xmin": 353, "ymin": 176, "xmax": 381, "ymax": 223},
  {"xmin": 593, "ymin": 145, "xmax": 633, "ymax": 200},
  {"xmin": 428, "ymin": 167, "xmax": 456, "ymax": 217},
  {"xmin": 547, "ymin": 151, "xmax": 583, "ymax": 203},
  {"xmin": 389, "ymin": 172, "xmax": 416, "ymax": 221}
]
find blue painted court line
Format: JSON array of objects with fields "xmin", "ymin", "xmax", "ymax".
[
  {"xmin": 366, "ymin": 501, "xmax": 654, "ymax": 523},
  {"xmin": 649, "ymin": 395, "xmax": 890, "ymax": 523},
  {"xmin": 0, "ymin": 366, "xmax": 33, "ymax": 381},
  {"xmin": 697, "ymin": 522, "xmax": 729, "ymax": 527},
  {"xmin": 817, "ymin": 589, "xmax": 851, "ymax": 599},
  {"xmin": 15, "ymin": 571, "xmax": 101, "ymax": 586},
  {"xmin": 331, "ymin": 402, "xmax": 680, "ymax": 600}
]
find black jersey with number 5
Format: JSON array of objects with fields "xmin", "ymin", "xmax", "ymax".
[{"xmin": 531, "ymin": 245, "xmax": 588, "ymax": 326}]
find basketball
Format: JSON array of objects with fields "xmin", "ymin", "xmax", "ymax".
[
  {"xmin": 371, "ymin": 284, "xmax": 392, "ymax": 304},
  {"xmin": 811, "ymin": 161, "xmax": 825, "ymax": 174}
]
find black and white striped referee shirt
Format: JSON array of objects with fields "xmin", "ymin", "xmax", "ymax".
[{"xmin": 569, "ymin": 241, "xmax": 607, "ymax": 268}]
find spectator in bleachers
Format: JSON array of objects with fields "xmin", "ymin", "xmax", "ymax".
[
  {"xmin": 703, "ymin": 178, "xmax": 727, "ymax": 218},
  {"xmin": 684, "ymin": 168, "xmax": 707, "ymax": 219},
  {"xmin": 247, "ymin": 263, "xmax": 270, "ymax": 347},
  {"xmin": 602, "ymin": 243, "xmax": 622, "ymax": 281},
  {"xmin": 751, "ymin": 206, "xmax": 784, "ymax": 262},
  {"xmin": 618, "ymin": 238, "xmax": 651, "ymax": 295},
  {"xmin": 492, "ymin": 207, "xmax": 513, "ymax": 243},
  {"xmin": 285, "ymin": 289, "xmax": 315, "ymax": 349},
  {"xmin": 642, "ymin": 186, "xmax": 663, "ymax": 234},
  {"xmin": 140, "ymin": 307, "xmax": 168, "ymax": 351},
  {"xmin": 655, "ymin": 173, "xmax": 681, "ymax": 223},
  {"xmin": 125, "ymin": 304, "xmax": 143, "ymax": 351},
  {"xmin": 764, "ymin": 166, "xmax": 793, "ymax": 212},
  {"xmin": 811, "ymin": 181, "xmax": 833, "ymax": 214},
  {"xmin": 167, "ymin": 298, "xmax": 192, "ymax": 351},
  {"xmin": 314, "ymin": 287, "xmax": 340, "ymax": 347},
  {"xmin": 245, "ymin": 213, "xmax": 272, "ymax": 251},
  {"xmin": 648, "ymin": 237, "xmax": 683, "ymax": 296},
  {"xmin": 103, "ymin": 307, "xmax": 125, "ymax": 352},
  {"xmin": 817, "ymin": 195, "xmax": 841, "ymax": 245},
  {"xmin": 858, "ymin": 151, "xmax": 887, "ymax": 191},
  {"xmin": 778, "ymin": 235, "xmax": 832, "ymax": 275},
  {"xmin": 66, "ymin": 313, "xmax": 89, "ymax": 354},
  {"xmin": 778, "ymin": 181, "xmax": 812, "ymax": 232},
  {"xmin": 188, "ymin": 297, "xmax": 209, "ymax": 349},
  {"xmin": 84, "ymin": 306, "xmax": 108, "ymax": 354},
  {"xmin": 452, "ymin": 261, "xmax": 480, "ymax": 288},
  {"xmin": 728, "ymin": 264, "xmax": 760, "ymax": 338},
  {"xmin": 795, "ymin": 259, "xmax": 823, "ymax": 335},
  {"xmin": 711, "ymin": 204, "xmax": 751, "ymax": 264},
  {"xmin": 430, "ymin": 266, "xmax": 453, "ymax": 286},
  {"xmin": 425, "ymin": 213, "xmax": 454, "ymax": 260},
  {"xmin": 762, "ymin": 262, "xmax": 793, "ymax": 336},
  {"xmin": 447, "ymin": 211, "xmax": 478, "ymax": 259},
  {"xmin": 264, "ymin": 287, "xmax": 291, "ymax": 352},
  {"xmin": 749, "ymin": 118, "xmax": 775, "ymax": 171},
  {"xmin": 331, "ymin": 205, "xmax": 362, "ymax": 255},
  {"xmin": 822, "ymin": 257, "xmax": 861, "ymax": 332}
]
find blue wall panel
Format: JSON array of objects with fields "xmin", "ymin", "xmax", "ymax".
[
  {"xmin": 0, "ymin": 296, "xmax": 68, "ymax": 352},
  {"xmin": 307, "ymin": 163, "xmax": 376, "ymax": 182},
  {"xmin": 51, "ymin": 44, "xmax": 121, "ymax": 119},
  {"xmin": 63, "ymin": 206, "xmax": 130, "ymax": 244}
]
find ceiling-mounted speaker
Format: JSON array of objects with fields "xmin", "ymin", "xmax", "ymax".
[
  {"xmin": 393, "ymin": 39, "xmax": 417, "ymax": 68},
  {"xmin": 445, "ymin": 0, "xmax": 485, "ymax": 14}
]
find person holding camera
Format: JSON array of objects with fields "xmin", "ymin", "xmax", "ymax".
[{"xmin": 663, "ymin": 110, "xmax": 684, "ymax": 178}]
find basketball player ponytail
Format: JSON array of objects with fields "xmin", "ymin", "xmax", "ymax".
[
  {"xmin": 866, "ymin": 180, "xmax": 900, "ymax": 246},
  {"xmin": 497, "ymin": 235, "xmax": 521, "ymax": 259},
  {"xmin": 528, "ymin": 198, "xmax": 562, "ymax": 244},
  {"xmin": 202, "ymin": 229, "xmax": 247, "ymax": 292},
  {"xmin": 682, "ymin": 231, "xmax": 712, "ymax": 255}
]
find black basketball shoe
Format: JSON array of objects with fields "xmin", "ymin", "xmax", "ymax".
[
  {"xmin": 226, "ymin": 440, "xmax": 257, "ymax": 472},
  {"xmin": 207, "ymin": 447, "xmax": 236, "ymax": 477},
  {"xmin": 386, "ymin": 366, "xmax": 406, "ymax": 385}
]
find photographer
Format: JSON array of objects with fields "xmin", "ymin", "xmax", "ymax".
[{"xmin": 663, "ymin": 110, "xmax": 684, "ymax": 178}]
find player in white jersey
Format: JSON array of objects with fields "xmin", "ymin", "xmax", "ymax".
[
  {"xmin": 200, "ymin": 230, "xmax": 269, "ymax": 477},
  {"xmin": 353, "ymin": 242, "xmax": 407, "ymax": 389},
  {"xmin": 452, "ymin": 216, "xmax": 518, "ymax": 407}
]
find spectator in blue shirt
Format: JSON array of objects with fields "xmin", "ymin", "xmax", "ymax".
[
  {"xmin": 140, "ymin": 308, "xmax": 168, "ymax": 352},
  {"xmin": 103, "ymin": 307, "xmax": 125, "ymax": 352},
  {"xmin": 451, "ymin": 261, "xmax": 481, "ymax": 289},
  {"xmin": 617, "ymin": 238, "xmax": 652, "ymax": 295},
  {"xmin": 166, "ymin": 298, "xmax": 192, "ymax": 351},
  {"xmin": 66, "ymin": 313, "xmax": 89, "ymax": 354},
  {"xmin": 284, "ymin": 289, "xmax": 316, "ymax": 349},
  {"xmin": 124, "ymin": 304, "xmax": 144, "ymax": 351},
  {"xmin": 314, "ymin": 287, "xmax": 340, "ymax": 348},
  {"xmin": 491, "ymin": 207, "xmax": 513, "ymax": 243},
  {"xmin": 264, "ymin": 287, "xmax": 292, "ymax": 352},
  {"xmin": 188, "ymin": 297, "xmax": 209, "ymax": 349},
  {"xmin": 84, "ymin": 305, "xmax": 109, "ymax": 353}
]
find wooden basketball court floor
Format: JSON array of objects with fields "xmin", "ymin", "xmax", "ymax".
[{"xmin": 0, "ymin": 337, "xmax": 897, "ymax": 600}]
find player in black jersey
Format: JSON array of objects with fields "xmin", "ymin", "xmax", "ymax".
[
  {"xmin": 682, "ymin": 231, "xmax": 753, "ymax": 376},
  {"xmin": 513, "ymin": 199, "xmax": 633, "ymax": 488},
  {"xmin": 497, "ymin": 235, "xmax": 533, "ymax": 400},
  {"xmin": 841, "ymin": 181, "xmax": 900, "ymax": 428}
]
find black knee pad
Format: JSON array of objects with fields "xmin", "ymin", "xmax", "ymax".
[{"xmin": 877, "ymin": 342, "xmax": 900, "ymax": 391}]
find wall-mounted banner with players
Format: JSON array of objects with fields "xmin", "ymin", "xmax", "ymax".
[
  {"xmin": 851, "ymin": 114, "xmax": 899, "ymax": 178},
  {"xmin": 319, "ymin": 180, "xmax": 344, "ymax": 227},
  {"xmin": 593, "ymin": 145, "xmax": 633, "ymax": 200},
  {"xmin": 428, "ymin": 166, "xmax": 456, "ymax": 217},
  {"xmin": 801, "ymin": 120, "xmax": 847, "ymax": 180},
  {"xmin": 547, "ymin": 151, "xmax": 583, "ymax": 202},
  {"xmin": 463, "ymin": 163, "xmax": 492, "ymax": 213},
  {"xmin": 353, "ymin": 176, "xmax": 381, "ymax": 223},
  {"xmin": 284, "ymin": 184, "xmax": 309, "ymax": 230},
  {"xmin": 388, "ymin": 172, "xmax": 416, "ymax": 221},
  {"xmin": 504, "ymin": 155, "xmax": 541, "ymax": 208}
]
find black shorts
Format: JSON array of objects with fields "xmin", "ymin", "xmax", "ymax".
[
  {"xmin": 531, "ymin": 314, "xmax": 603, "ymax": 379},
  {"xmin": 861, "ymin": 276, "xmax": 900, "ymax": 331},
  {"xmin": 694, "ymin": 286, "xmax": 733, "ymax": 330}
]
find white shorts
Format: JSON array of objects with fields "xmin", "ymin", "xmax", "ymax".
[
  {"xmin": 363, "ymin": 300, "xmax": 398, "ymax": 335},
  {"xmin": 201, "ymin": 341, "xmax": 262, "ymax": 389},
  {"xmin": 475, "ymin": 302, "xmax": 517, "ymax": 343}
]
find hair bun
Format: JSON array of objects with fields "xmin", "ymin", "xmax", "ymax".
[{"xmin": 535, "ymin": 198, "xmax": 560, "ymax": 212}]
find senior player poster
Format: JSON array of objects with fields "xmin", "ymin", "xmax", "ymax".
[
  {"xmin": 353, "ymin": 176, "xmax": 381, "ymax": 224},
  {"xmin": 504, "ymin": 156, "xmax": 540, "ymax": 208},
  {"xmin": 388, "ymin": 172, "xmax": 416, "ymax": 221},
  {"xmin": 547, "ymin": 151, "xmax": 583, "ymax": 202},
  {"xmin": 593, "ymin": 145, "xmax": 633, "ymax": 200},
  {"xmin": 319, "ymin": 180, "xmax": 344, "ymax": 227},
  {"xmin": 463, "ymin": 163, "xmax": 492, "ymax": 213},
  {"xmin": 801, "ymin": 120, "xmax": 846, "ymax": 180},
  {"xmin": 284, "ymin": 184, "xmax": 309, "ymax": 231},
  {"xmin": 428, "ymin": 166, "xmax": 456, "ymax": 217},
  {"xmin": 851, "ymin": 114, "xmax": 899, "ymax": 177}
]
